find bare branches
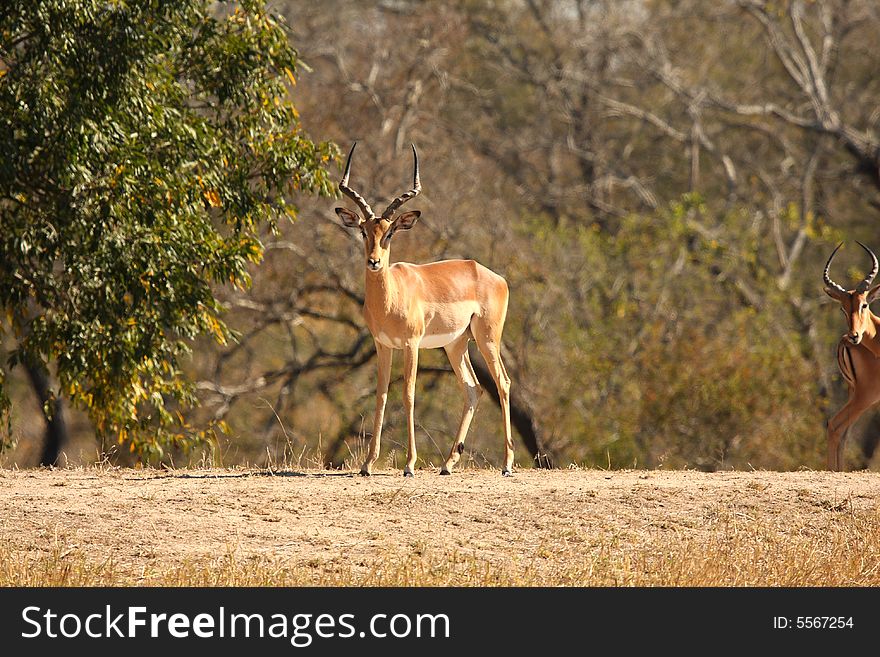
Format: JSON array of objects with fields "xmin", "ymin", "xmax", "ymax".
[
  {"xmin": 600, "ymin": 95, "xmax": 687, "ymax": 142},
  {"xmin": 727, "ymin": 1, "xmax": 880, "ymax": 189},
  {"xmin": 198, "ymin": 329, "xmax": 375, "ymax": 421},
  {"xmin": 739, "ymin": 1, "xmax": 811, "ymax": 93}
]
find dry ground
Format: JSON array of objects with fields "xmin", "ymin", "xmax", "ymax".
[{"xmin": 1, "ymin": 467, "xmax": 880, "ymax": 586}]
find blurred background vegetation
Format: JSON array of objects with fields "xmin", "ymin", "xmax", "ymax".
[{"xmin": 4, "ymin": 0, "xmax": 880, "ymax": 471}]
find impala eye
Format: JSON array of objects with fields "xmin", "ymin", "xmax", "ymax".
[{"xmin": 863, "ymin": 304, "xmax": 869, "ymax": 311}]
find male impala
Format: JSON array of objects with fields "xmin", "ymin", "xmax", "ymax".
[
  {"xmin": 823, "ymin": 241, "xmax": 880, "ymax": 470},
  {"xmin": 333, "ymin": 143, "xmax": 514, "ymax": 477}
]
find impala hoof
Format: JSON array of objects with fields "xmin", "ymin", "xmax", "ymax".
[
  {"xmin": 502, "ymin": 469, "xmax": 512, "ymax": 477},
  {"xmin": 359, "ymin": 470, "xmax": 371, "ymax": 477},
  {"xmin": 439, "ymin": 469, "xmax": 451, "ymax": 476},
  {"xmin": 403, "ymin": 471, "xmax": 414, "ymax": 478}
]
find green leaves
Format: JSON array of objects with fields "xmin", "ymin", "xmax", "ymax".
[{"xmin": 0, "ymin": 0, "xmax": 336, "ymax": 459}]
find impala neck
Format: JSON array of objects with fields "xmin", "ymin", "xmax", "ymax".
[
  {"xmin": 364, "ymin": 263, "xmax": 397, "ymax": 312},
  {"xmin": 860, "ymin": 312, "xmax": 880, "ymax": 357}
]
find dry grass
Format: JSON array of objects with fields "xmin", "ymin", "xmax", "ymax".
[
  {"xmin": 1, "ymin": 467, "xmax": 879, "ymax": 586},
  {"xmin": 3, "ymin": 514, "xmax": 880, "ymax": 586}
]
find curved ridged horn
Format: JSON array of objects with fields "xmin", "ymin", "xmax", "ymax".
[
  {"xmin": 380, "ymin": 144, "xmax": 421, "ymax": 221},
  {"xmin": 855, "ymin": 241, "xmax": 879, "ymax": 292},
  {"xmin": 339, "ymin": 142, "xmax": 375, "ymax": 220},
  {"xmin": 823, "ymin": 242, "xmax": 847, "ymax": 295}
]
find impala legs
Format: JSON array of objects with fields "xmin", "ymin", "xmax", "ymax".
[
  {"xmin": 827, "ymin": 391, "xmax": 873, "ymax": 471},
  {"xmin": 402, "ymin": 343, "xmax": 420, "ymax": 477},
  {"xmin": 471, "ymin": 316, "xmax": 514, "ymax": 475},
  {"xmin": 441, "ymin": 334, "xmax": 483, "ymax": 474},
  {"xmin": 362, "ymin": 342, "xmax": 392, "ymax": 476}
]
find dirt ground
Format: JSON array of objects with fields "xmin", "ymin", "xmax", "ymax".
[{"xmin": 2, "ymin": 467, "xmax": 880, "ymax": 585}]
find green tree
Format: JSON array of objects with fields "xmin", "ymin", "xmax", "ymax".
[{"xmin": 0, "ymin": 0, "xmax": 336, "ymax": 460}]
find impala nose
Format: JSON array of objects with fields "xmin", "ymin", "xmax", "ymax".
[
  {"xmin": 849, "ymin": 333, "xmax": 861, "ymax": 344},
  {"xmin": 367, "ymin": 258, "xmax": 381, "ymax": 271}
]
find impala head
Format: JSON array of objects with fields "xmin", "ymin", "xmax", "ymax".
[
  {"xmin": 334, "ymin": 142, "xmax": 422, "ymax": 272},
  {"xmin": 824, "ymin": 241, "xmax": 880, "ymax": 345}
]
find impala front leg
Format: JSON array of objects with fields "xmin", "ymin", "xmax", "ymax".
[
  {"xmin": 403, "ymin": 342, "xmax": 420, "ymax": 477},
  {"xmin": 362, "ymin": 342, "xmax": 392, "ymax": 476}
]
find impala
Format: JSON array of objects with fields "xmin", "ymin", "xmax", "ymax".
[
  {"xmin": 334, "ymin": 143, "xmax": 514, "ymax": 476},
  {"xmin": 823, "ymin": 241, "xmax": 880, "ymax": 471}
]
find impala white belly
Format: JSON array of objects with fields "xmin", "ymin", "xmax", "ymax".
[
  {"xmin": 420, "ymin": 328, "xmax": 467, "ymax": 349},
  {"xmin": 375, "ymin": 329, "xmax": 465, "ymax": 349}
]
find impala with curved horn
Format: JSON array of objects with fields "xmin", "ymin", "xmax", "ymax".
[
  {"xmin": 334, "ymin": 143, "xmax": 514, "ymax": 476},
  {"xmin": 823, "ymin": 241, "xmax": 880, "ymax": 470}
]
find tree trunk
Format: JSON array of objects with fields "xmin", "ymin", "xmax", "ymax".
[{"xmin": 24, "ymin": 362, "xmax": 68, "ymax": 466}]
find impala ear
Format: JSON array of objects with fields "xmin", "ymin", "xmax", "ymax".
[
  {"xmin": 868, "ymin": 283, "xmax": 880, "ymax": 303},
  {"xmin": 393, "ymin": 210, "xmax": 421, "ymax": 231},
  {"xmin": 824, "ymin": 286, "xmax": 847, "ymax": 302},
  {"xmin": 335, "ymin": 207, "xmax": 362, "ymax": 228}
]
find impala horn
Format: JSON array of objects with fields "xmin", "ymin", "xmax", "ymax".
[
  {"xmin": 855, "ymin": 241, "xmax": 879, "ymax": 293},
  {"xmin": 380, "ymin": 144, "xmax": 421, "ymax": 221},
  {"xmin": 339, "ymin": 142, "xmax": 375, "ymax": 220},
  {"xmin": 823, "ymin": 242, "xmax": 847, "ymax": 295}
]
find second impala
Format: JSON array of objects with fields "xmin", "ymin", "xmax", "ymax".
[
  {"xmin": 333, "ymin": 143, "xmax": 514, "ymax": 477},
  {"xmin": 823, "ymin": 241, "xmax": 880, "ymax": 471}
]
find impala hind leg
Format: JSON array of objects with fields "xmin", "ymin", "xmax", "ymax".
[
  {"xmin": 471, "ymin": 317, "xmax": 513, "ymax": 476},
  {"xmin": 362, "ymin": 343, "xmax": 392, "ymax": 476},
  {"xmin": 402, "ymin": 343, "xmax": 420, "ymax": 477},
  {"xmin": 827, "ymin": 393, "xmax": 872, "ymax": 471},
  {"xmin": 441, "ymin": 335, "xmax": 483, "ymax": 475}
]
